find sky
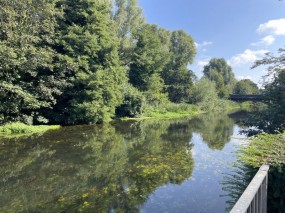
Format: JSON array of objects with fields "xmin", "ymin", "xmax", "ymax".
[{"xmin": 138, "ymin": 0, "xmax": 285, "ymax": 85}]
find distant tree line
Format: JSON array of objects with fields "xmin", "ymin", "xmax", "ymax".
[{"xmin": 0, "ymin": 0, "xmax": 258, "ymax": 125}]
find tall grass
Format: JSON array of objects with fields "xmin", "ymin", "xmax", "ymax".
[
  {"xmin": 0, "ymin": 122, "xmax": 60, "ymax": 135},
  {"xmin": 143, "ymin": 102, "xmax": 200, "ymax": 119}
]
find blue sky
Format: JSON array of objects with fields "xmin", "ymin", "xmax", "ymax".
[{"xmin": 138, "ymin": 0, "xmax": 285, "ymax": 85}]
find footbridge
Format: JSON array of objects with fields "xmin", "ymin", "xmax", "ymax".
[{"xmin": 229, "ymin": 94, "xmax": 267, "ymax": 102}]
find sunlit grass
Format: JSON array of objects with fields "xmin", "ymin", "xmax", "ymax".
[
  {"xmin": 122, "ymin": 103, "xmax": 202, "ymax": 120},
  {"xmin": 0, "ymin": 122, "xmax": 60, "ymax": 137}
]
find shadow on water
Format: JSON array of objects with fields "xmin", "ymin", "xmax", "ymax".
[{"xmin": 0, "ymin": 112, "xmax": 253, "ymax": 212}]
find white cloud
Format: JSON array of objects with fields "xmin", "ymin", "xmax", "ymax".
[
  {"xmin": 237, "ymin": 75, "xmax": 253, "ymax": 80},
  {"xmin": 257, "ymin": 18, "xmax": 285, "ymax": 36},
  {"xmin": 261, "ymin": 35, "xmax": 275, "ymax": 45},
  {"xmin": 197, "ymin": 59, "xmax": 210, "ymax": 69},
  {"xmin": 229, "ymin": 49, "xmax": 268, "ymax": 67},
  {"xmin": 251, "ymin": 35, "xmax": 275, "ymax": 46},
  {"xmin": 201, "ymin": 41, "xmax": 213, "ymax": 46},
  {"xmin": 195, "ymin": 41, "xmax": 213, "ymax": 49}
]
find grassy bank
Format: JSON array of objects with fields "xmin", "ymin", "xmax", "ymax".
[
  {"xmin": 120, "ymin": 100, "xmax": 254, "ymax": 121},
  {"xmin": 1, "ymin": 101, "xmax": 253, "ymax": 136},
  {"xmin": 0, "ymin": 122, "xmax": 60, "ymax": 137},
  {"xmin": 120, "ymin": 103, "xmax": 202, "ymax": 120},
  {"xmin": 143, "ymin": 103, "xmax": 201, "ymax": 119}
]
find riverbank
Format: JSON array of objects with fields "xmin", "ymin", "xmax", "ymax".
[
  {"xmin": 0, "ymin": 101, "xmax": 253, "ymax": 137},
  {"xmin": 119, "ymin": 101, "xmax": 251, "ymax": 121},
  {"xmin": 0, "ymin": 122, "xmax": 60, "ymax": 137}
]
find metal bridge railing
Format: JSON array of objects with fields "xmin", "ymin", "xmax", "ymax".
[{"xmin": 230, "ymin": 165, "xmax": 270, "ymax": 213}]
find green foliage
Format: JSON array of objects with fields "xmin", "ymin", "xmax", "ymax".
[
  {"xmin": 203, "ymin": 58, "xmax": 236, "ymax": 98},
  {"xmin": 244, "ymin": 48, "xmax": 285, "ymax": 134},
  {"xmin": 169, "ymin": 30, "xmax": 196, "ymax": 66},
  {"xmin": 0, "ymin": 0, "xmax": 63, "ymax": 124},
  {"xmin": 233, "ymin": 79, "xmax": 259, "ymax": 95},
  {"xmin": 238, "ymin": 131, "xmax": 285, "ymax": 212},
  {"xmin": 144, "ymin": 73, "xmax": 168, "ymax": 106},
  {"xmin": 162, "ymin": 30, "xmax": 196, "ymax": 103},
  {"xmin": 191, "ymin": 78, "xmax": 226, "ymax": 111},
  {"xmin": 0, "ymin": 0, "xmax": 227, "ymax": 125},
  {"xmin": 116, "ymin": 83, "xmax": 145, "ymax": 117},
  {"xmin": 129, "ymin": 24, "xmax": 171, "ymax": 91},
  {"xmin": 143, "ymin": 102, "xmax": 199, "ymax": 119},
  {"xmin": 238, "ymin": 132, "xmax": 285, "ymax": 167},
  {"xmin": 51, "ymin": 0, "xmax": 126, "ymax": 124},
  {"xmin": 0, "ymin": 122, "xmax": 60, "ymax": 135},
  {"xmin": 112, "ymin": 0, "xmax": 144, "ymax": 65},
  {"xmin": 164, "ymin": 69, "xmax": 196, "ymax": 103}
]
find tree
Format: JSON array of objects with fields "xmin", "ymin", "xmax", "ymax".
[
  {"xmin": 190, "ymin": 78, "xmax": 225, "ymax": 111},
  {"xmin": 115, "ymin": 83, "xmax": 145, "ymax": 118},
  {"xmin": 0, "ymin": 0, "xmax": 63, "ymax": 125},
  {"xmin": 162, "ymin": 30, "xmax": 197, "ymax": 103},
  {"xmin": 112, "ymin": 0, "xmax": 144, "ymax": 65},
  {"xmin": 244, "ymin": 48, "xmax": 285, "ymax": 134},
  {"xmin": 203, "ymin": 58, "xmax": 236, "ymax": 98},
  {"xmin": 164, "ymin": 69, "xmax": 196, "ymax": 103},
  {"xmin": 233, "ymin": 79, "xmax": 259, "ymax": 95},
  {"xmin": 129, "ymin": 24, "xmax": 171, "ymax": 91},
  {"xmin": 144, "ymin": 73, "xmax": 168, "ymax": 106},
  {"xmin": 240, "ymin": 48, "xmax": 285, "ymax": 213},
  {"xmin": 50, "ymin": 0, "xmax": 126, "ymax": 124}
]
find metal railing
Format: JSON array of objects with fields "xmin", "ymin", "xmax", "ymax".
[{"xmin": 230, "ymin": 165, "xmax": 270, "ymax": 213}]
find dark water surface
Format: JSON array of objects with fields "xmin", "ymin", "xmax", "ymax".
[{"xmin": 0, "ymin": 112, "xmax": 253, "ymax": 213}]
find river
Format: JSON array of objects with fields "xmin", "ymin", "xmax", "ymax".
[{"xmin": 0, "ymin": 111, "xmax": 255, "ymax": 213}]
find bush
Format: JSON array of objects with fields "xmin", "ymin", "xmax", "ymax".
[
  {"xmin": 238, "ymin": 131, "xmax": 285, "ymax": 167},
  {"xmin": 191, "ymin": 78, "xmax": 226, "ymax": 111},
  {"xmin": 116, "ymin": 84, "xmax": 145, "ymax": 118}
]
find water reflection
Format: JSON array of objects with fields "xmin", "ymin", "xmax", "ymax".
[
  {"xmin": 190, "ymin": 113, "xmax": 234, "ymax": 150},
  {"xmin": 0, "ymin": 112, "xmax": 245, "ymax": 212},
  {"xmin": 220, "ymin": 162, "xmax": 257, "ymax": 211}
]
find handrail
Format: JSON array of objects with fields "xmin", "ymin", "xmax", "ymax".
[{"xmin": 230, "ymin": 164, "xmax": 270, "ymax": 213}]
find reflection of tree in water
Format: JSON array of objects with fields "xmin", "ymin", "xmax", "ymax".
[
  {"xmin": 220, "ymin": 162, "xmax": 257, "ymax": 212},
  {"xmin": 0, "ymin": 119, "xmax": 194, "ymax": 212},
  {"xmin": 119, "ymin": 119, "xmax": 194, "ymax": 206},
  {"xmin": 190, "ymin": 113, "xmax": 235, "ymax": 150}
]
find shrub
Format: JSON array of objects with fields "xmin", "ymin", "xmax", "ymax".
[{"xmin": 116, "ymin": 84, "xmax": 145, "ymax": 118}]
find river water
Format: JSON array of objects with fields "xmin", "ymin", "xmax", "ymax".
[{"xmin": 0, "ymin": 112, "xmax": 254, "ymax": 213}]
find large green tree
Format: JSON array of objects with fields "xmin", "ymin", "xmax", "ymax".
[
  {"xmin": 162, "ymin": 30, "xmax": 196, "ymax": 103},
  {"xmin": 112, "ymin": 0, "xmax": 144, "ymax": 66},
  {"xmin": 233, "ymin": 79, "xmax": 259, "ymax": 95},
  {"xmin": 0, "ymin": 0, "xmax": 63, "ymax": 125},
  {"xmin": 190, "ymin": 78, "xmax": 224, "ymax": 111},
  {"xmin": 203, "ymin": 58, "xmax": 236, "ymax": 98},
  {"xmin": 51, "ymin": 0, "xmax": 126, "ymax": 124},
  {"xmin": 244, "ymin": 48, "xmax": 285, "ymax": 134},
  {"xmin": 129, "ymin": 24, "xmax": 171, "ymax": 91}
]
